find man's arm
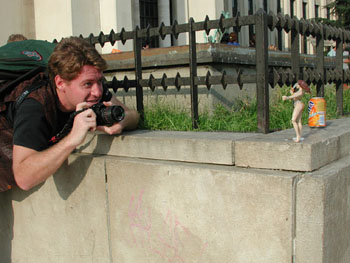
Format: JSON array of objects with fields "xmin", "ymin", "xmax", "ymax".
[
  {"xmin": 13, "ymin": 103, "xmax": 96, "ymax": 191},
  {"xmin": 97, "ymin": 96, "xmax": 139, "ymax": 135}
]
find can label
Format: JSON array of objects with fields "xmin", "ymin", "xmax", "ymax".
[{"xmin": 308, "ymin": 97, "xmax": 326, "ymax": 127}]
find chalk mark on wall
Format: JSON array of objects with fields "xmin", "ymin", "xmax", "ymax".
[{"xmin": 128, "ymin": 190, "xmax": 209, "ymax": 263}]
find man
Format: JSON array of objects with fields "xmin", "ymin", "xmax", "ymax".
[
  {"xmin": 0, "ymin": 37, "xmax": 139, "ymax": 191},
  {"xmin": 327, "ymin": 45, "xmax": 336, "ymax": 57},
  {"xmin": 7, "ymin": 34, "xmax": 27, "ymax": 43},
  {"xmin": 227, "ymin": 32, "xmax": 239, "ymax": 46}
]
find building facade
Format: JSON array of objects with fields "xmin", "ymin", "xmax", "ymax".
[{"xmin": 1, "ymin": 0, "xmax": 336, "ymax": 53}]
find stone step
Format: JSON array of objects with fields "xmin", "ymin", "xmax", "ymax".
[
  {"xmin": 77, "ymin": 130, "xmax": 256, "ymax": 165},
  {"xmin": 77, "ymin": 117, "xmax": 350, "ymax": 172},
  {"xmin": 235, "ymin": 117, "xmax": 350, "ymax": 171}
]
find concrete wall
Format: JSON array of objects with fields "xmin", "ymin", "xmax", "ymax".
[
  {"xmin": 0, "ymin": 0, "xmax": 35, "ymax": 45},
  {"xmin": 2, "ymin": 117, "xmax": 350, "ymax": 262}
]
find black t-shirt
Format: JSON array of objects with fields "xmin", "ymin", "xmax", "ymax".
[
  {"xmin": 11, "ymin": 85, "xmax": 112, "ymax": 151},
  {"xmin": 13, "ymin": 98, "xmax": 70, "ymax": 151}
]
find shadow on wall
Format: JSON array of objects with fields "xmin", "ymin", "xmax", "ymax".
[
  {"xmin": 0, "ymin": 132, "xmax": 117, "ymax": 262},
  {"xmin": 54, "ymin": 133, "xmax": 112, "ymax": 200},
  {"xmin": 0, "ymin": 156, "xmax": 94, "ymax": 262},
  {"xmin": 0, "ymin": 183, "xmax": 43, "ymax": 263},
  {"xmin": 0, "ymin": 190, "xmax": 13, "ymax": 263},
  {"xmin": 53, "ymin": 155, "xmax": 93, "ymax": 200},
  {"xmin": 0, "ymin": 136, "xmax": 102, "ymax": 262}
]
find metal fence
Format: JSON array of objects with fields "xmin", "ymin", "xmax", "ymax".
[{"xmin": 75, "ymin": 9, "xmax": 350, "ymax": 133}]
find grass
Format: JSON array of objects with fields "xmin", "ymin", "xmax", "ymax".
[{"xmin": 139, "ymin": 85, "xmax": 350, "ymax": 132}]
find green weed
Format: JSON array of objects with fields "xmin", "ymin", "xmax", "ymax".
[{"xmin": 139, "ymin": 85, "xmax": 350, "ymax": 132}]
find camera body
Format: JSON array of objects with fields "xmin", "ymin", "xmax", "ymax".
[
  {"xmin": 49, "ymin": 103, "xmax": 125, "ymax": 145},
  {"xmin": 90, "ymin": 103, "xmax": 125, "ymax": 126}
]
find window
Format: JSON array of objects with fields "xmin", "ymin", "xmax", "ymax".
[
  {"xmin": 327, "ymin": 7, "xmax": 331, "ymax": 20},
  {"xmin": 290, "ymin": 0, "xmax": 295, "ymax": 17},
  {"xmin": 139, "ymin": 0, "xmax": 159, "ymax": 48},
  {"xmin": 248, "ymin": 0, "xmax": 253, "ymax": 15},
  {"xmin": 303, "ymin": 2, "xmax": 308, "ymax": 54},
  {"xmin": 303, "ymin": 2, "xmax": 307, "ymax": 18},
  {"xmin": 277, "ymin": 0, "xmax": 282, "ymax": 50},
  {"xmin": 248, "ymin": 0, "xmax": 254, "ymax": 45},
  {"xmin": 315, "ymin": 4, "xmax": 319, "ymax": 18},
  {"xmin": 263, "ymin": 0, "xmax": 267, "ymax": 12},
  {"xmin": 232, "ymin": 0, "xmax": 238, "ymax": 16}
]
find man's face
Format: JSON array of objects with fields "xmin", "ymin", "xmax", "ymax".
[{"xmin": 57, "ymin": 65, "xmax": 103, "ymax": 111}]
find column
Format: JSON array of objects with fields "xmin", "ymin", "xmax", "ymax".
[
  {"xmin": 114, "ymin": 0, "xmax": 134, "ymax": 51},
  {"xmin": 158, "ymin": 0, "xmax": 171, "ymax": 47},
  {"xmin": 34, "ymin": 0, "xmax": 73, "ymax": 41},
  {"xmin": 172, "ymin": 0, "xmax": 189, "ymax": 46}
]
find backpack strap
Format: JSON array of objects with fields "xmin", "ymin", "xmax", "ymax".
[
  {"xmin": 0, "ymin": 66, "xmax": 45, "ymax": 98},
  {"xmin": 15, "ymin": 79, "xmax": 47, "ymax": 111}
]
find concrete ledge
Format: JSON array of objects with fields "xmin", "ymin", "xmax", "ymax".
[
  {"xmin": 102, "ymin": 43, "xmax": 335, "ymax": 71},
  {"xmin": 78, "ymin": 117, "xmax": 350, "ymax": 172},
  {"xmin": 235, "ymin": 118, "xmax": 350, "ymax": 172},
  {"xmin": 77, "ymin": 130, "xmax": 256, "ymax": 165}
]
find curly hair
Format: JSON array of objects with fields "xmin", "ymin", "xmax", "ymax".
[
  {"xmin": 7, "ymin": 34, "xmax": 27, "ymax": 43},
  {"xmin": 48, "ymin": 37, "xmax": 107, "ymax": 85}
]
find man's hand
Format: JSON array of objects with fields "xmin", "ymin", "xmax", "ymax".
[
  {"xmin": 67, "ymin": 102, "xmax": 97, "ymax": 147},
  {"xmin": 96, "ymin": 101, "xmax": 123, "ymax": 135},
  {"xmin": 96, "ymin": 99, "xmax": 139, "ymax": 135}
]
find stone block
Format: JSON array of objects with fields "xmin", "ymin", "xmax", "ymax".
[
  {"xmin": 295, "ymin": 155, "xmax": 350, "ymax": 263},
  {"xmin": 106, "ymin": 157, "xmax": 297, "ymax": 263},
  {"xmin": 77, "ymin": 130, "xmax": 256, "ymax": 165},
  {"xmin": 9, "ymin": 155, "xmax": 110, "ymax": 263},
  {"xmin": 235, "ymin": 118, "xmax": 350, "ymax": 172}
]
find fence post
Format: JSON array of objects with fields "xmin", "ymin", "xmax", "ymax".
[
  {"xmin": 336, "ymin": 32, "xmax": 344, "ymax": 116},
  {"xmin": 189, "ymin": 17, "xmax": 199, "ymax": 129},
  {"xmin": 316, "ymin": 25, "xmax": 325, "ymax": 97},
  {"xmin": 255, "ymin": 9, "xmax": 269, "ymax": 133},
  {"xmin": 133, "ymin": 26, "xmax": 144, "ymax": 121}
]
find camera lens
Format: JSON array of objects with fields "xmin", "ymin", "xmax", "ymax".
[
  {"xmin": 109, "ymin": 106, "xmax": 125, "ymax": 122},
  {"xmin": 99, "ymin": 105, "xmax": 125, "ymax": 126}
]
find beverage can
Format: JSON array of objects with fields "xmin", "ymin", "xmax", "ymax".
[{"xmin": 308, "ymin": 97, "xmax": 326, "ymax": 127}]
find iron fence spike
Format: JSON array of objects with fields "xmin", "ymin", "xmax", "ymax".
[
  {"xmin": 158, "ymin": 22, "xmax": 166, "ymax": 40},
  {"xmin": 205, "ymin": 71, "xmax": 211, "ymax": 90},
  {"xmin": 204, "ymin": 15, "xmax": 210, "ymax": 35},
  {"xmin": 120, "ymin": 28, "xmax": 126, "ymax": 44},
  {"xmin": 171, "ymin": 20, "xmax": 179, "ymax": 39},
  {"xmin": 98, "ymin": 31, "xmax": 105, "ymax": 47}
]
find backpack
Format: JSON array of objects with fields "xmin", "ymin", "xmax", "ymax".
[{"xmin": 0, "ymin": 39, "xmax": 56, "ymax": 97}]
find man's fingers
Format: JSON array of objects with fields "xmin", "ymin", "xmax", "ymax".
[
  {"xmin": 76, "ymin": 102, "xmax": 90, "ymax": 111},
  {"xmin": 103, "ymin": 101, "xmax": 113, "ymax": 106},
  {"xmin": 85, "ymin": 109, "xmax": 95, "ymax": 118},
  {"xmin": 97, "ymin": 123, "xmax": 122, "ymax": 135}
]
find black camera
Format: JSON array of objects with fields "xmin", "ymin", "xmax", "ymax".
[
  {"xmin": 90, "ymin": 103, "xmax": 125, "ymax": 126},
  {"xmin": 49, "ymin": 103, "xmax": 125, "ymax": 145}
]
